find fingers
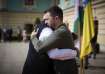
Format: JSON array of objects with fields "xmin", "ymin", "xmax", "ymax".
[{"xmin": 30, "ymin": 30, "xmax": 37, "ymax": 39}]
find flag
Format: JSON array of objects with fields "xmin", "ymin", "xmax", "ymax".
[
  {"xmin": 80, "ymin": 0, "xmax": 95, "ymax": 60},
  {"xmin": 72, "ymin": 0, "xmax": 83, "ymax": 36}
]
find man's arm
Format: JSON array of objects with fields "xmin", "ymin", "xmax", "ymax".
[
  {"xmin": 31, "ymin": 31, "xmax": 61, "ymax": 53},
  {"xmin": 48, "ymin": 48, "xmax": 77, "ymax": 60},
  {"xmin": 31, "ymin": 27, "xmax": 64, "ymax": 54},
  {"xmin": 31, "ymin": 25, "xmax": 74, "ymax": 54}
]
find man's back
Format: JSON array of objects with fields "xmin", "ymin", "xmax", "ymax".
[{"xmin": 22, "ymin": 24, "xmax": 55, "ymax": 74}]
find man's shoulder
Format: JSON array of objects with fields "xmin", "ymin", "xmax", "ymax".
[{"xmin": 57, "ymin": 24, "xmax": 67, "ymax": 30}]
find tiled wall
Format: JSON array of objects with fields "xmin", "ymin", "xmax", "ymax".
[
  {"xmin": 93, "ymin": 0, "xmax": 105, "ymax": 49},
  {"xmin": 6, "ymin": 0, "xmax": 53, "ymax": 12},
  {"xmin": 63, "ymin": 0, "xmax": 105, "ymax": 49},
  {"xmin": 63, "ymin": 7, "xmax": 75, "ymax": 30},
  {"xmin": 0, "ymin": 0, "xmax": 105, "ymax": 49},
  {"xmin": 0, "ymin": 12, "xmax": 43, "ymax": 36}
]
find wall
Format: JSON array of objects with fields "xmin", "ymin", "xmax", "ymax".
[
  {"xmin": 59, "ymin": 0, "xmax": 75, "ymax": 9},
  {"xmin": 61, "ymin": 0, "xmax": 105, "ymax": 50},
  {"xmin": 0, "ymin": 0, "xmax": 54, "ymax": 36},
  {"xmin": 93, "ymin": 0, "xmax": 105, "ymax": 49},
  {"xmin": 63, "ymin": 7, "xmax": 75, "ymax": 30},
  {"xmin": 7, "ymin": 0, "xmax": 53, "ymax": 12},
  {"xmin": 0, "ymin": 12, "xmax": 43, "ymax": 36}
]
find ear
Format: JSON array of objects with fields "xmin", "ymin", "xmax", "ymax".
[{"xmin": 55, "ymin": 16, "xmax": 59, "ymax": 20}]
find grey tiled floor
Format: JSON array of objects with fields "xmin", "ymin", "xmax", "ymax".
[
  {"xmin": 0, "ymin": 42, "xmax": 105, "ymax": 74},
  {"xmin": 0, "ymin": 42, "xmax": 29, "ymax": 74}
]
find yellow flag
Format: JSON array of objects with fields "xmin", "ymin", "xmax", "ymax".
[{"xmin": 80, "ymin": 0, "xmax": 95, "ymax": 60}]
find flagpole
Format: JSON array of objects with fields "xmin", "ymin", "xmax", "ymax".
[
  {"xmin": 80, "ymin": 0, "xmax": 95, "ymax": 74},
  {"xmin": 79, "ymin": 36, "xmax": 85, "ymax": 74},
  {"xmin": 79, "ymin": 0, "xmax": 85, "ymax": 74}
]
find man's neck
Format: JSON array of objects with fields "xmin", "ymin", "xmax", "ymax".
[{"xmin": 55, "ymin": 22, "xmax": 63, "ymax": 29}]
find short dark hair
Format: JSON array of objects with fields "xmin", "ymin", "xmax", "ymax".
[{"xmin": 44, "ymin": 6, "xmax": 63, "ymax": 21}]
